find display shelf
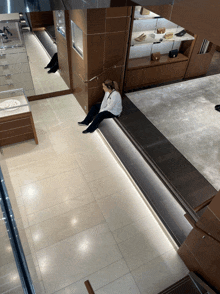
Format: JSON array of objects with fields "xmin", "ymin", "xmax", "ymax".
[
  {"xmin": 131, "ymin": 29, "xmax": 194, "ymax": 47},
  {"xmin": 0, "ymin": 21, "xmax": 23, "ymax": 48},
  {"xmin": 127, "ymin": 53, "xmax": 189, "ymax": 70},
  {"xmin": 0, "ymin": 14, "xmax": 20, "ymax": 22}
]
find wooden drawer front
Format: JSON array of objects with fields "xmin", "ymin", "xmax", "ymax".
[
  {"xmin": 0, "ymin": 63, "xmax": 31, "ymax": 76},
  {"xmin": 125, "ymin": 61, "xmax": 188, "ymax": 89},
  {"xmin": 0, "ymin": 52, "xmax": 28, "ymax": 65},
  {"xmin": 0, "ymin": 117, "xmax": 31, "ymax": 130},
  {"xmin": 0, "ymin": 125, "xmax": 33, "ymax": 139},
  {"xmin": 0, "ymin": 132, "xmax": 34, "ymax": 147}
]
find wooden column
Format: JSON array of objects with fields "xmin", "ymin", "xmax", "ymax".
[{"xmin": 67, "ymin": 8, "xmax": 131, "ymax": 113}]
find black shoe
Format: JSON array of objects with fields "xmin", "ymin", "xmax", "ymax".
[
  {"xmin": 44, "ymin": 66, "xmax": 49, "ymax": 69},
  {"xmin": 48, "ymin": 69, "xmax": 56, "ymax": 73},
  {"xmin": 82, "ymin": 130, "xmax": 90, "ymax": 134},
  {"xmin": 215, "ymin": 105, "xmax": 220, "ymax": 112},
  {"xmin": 78, "ymin": 121, "xmax": 87, "ymax": 126}
]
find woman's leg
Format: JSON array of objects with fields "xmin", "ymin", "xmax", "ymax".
[
  {"xmin": 84, "ymin": 111, "xmax": 116, "ymax": 132},
  {"xmin": 48, "ymin": 61, "xmax": 59, "ymax": 73},
  {"xmin": 45, "ymin": 53, "xmax": 58, "ymax": 69},
  {"xmin": 80, "ymin": 103, "xmax": 101, "ymax": 125}
]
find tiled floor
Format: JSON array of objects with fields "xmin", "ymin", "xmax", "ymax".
[{"xmin": 0, "ymin": 94, "xmax": 188, "ymax": 294}]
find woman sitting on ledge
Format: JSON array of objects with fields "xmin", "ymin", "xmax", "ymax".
[{"xmin": 78, "ymin": 80, "xmax": 122, "ymax": 134}]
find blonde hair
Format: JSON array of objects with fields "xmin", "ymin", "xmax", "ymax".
[{"xmin": 104, "ymin": 80, "xmax": 119, "ymax": 92}]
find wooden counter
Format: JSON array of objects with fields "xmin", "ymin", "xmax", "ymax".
[{"xmin": 125, "ymin": 53, "xmax": 189, "ymax": 90}]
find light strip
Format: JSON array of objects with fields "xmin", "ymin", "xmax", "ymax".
[{"xmin": 7, "ymin": 0, "xmax": 11, "ymax": 14}]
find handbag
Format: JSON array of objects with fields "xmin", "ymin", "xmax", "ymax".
[
  {"xmin": 164, "ymin": 33, "xmax": 173, "ymax": 39},
  {"xmin": 175, "ymin": 30, "xmax": 186, "ymax": 37},
  {"xmin": 140, "ymin": 7, "xmax": 150, "ymax": 15},
  {"xmin": 157, "ymin": 27, "xmax": 166, "ymax": 34},
  {"xmin": 151, "ymin": 52, "xmax": 161, "ymax": 61},
  {"xmin": 169, "ymin": 49, "xmax": 178, "ymax": 58}
]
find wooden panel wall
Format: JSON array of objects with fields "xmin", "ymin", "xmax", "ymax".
[
  {"xmin": 86, "ymin": 7, "xmax": 131, "ymax": 110},
  {"xmin": 53, "ymin": 11, "xmax": 71, "ymax": 88},
  {"xmin": 145, "ymin": 0, "xmax": 220, "ymax": 47},
  {"xmin": 27, "ymin": 12, "xmax": 54, "ymax": 30},
  {"xmin": 171, "ymin": 0, "xmax": 220, "ymax": 47},
  {"xmin": 145, "ymin": 4, "xmax": 173, "ymax": 20}
]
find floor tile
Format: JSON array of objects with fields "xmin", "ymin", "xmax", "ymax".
[
  {"xmin": 21, "ymin": 168, "xmax": 91, "ymax": 215},
  {"xmin": 29, "ymin": 201, "xmax": 105, "ymax": 251},
  {"xmin": 95, "ymin": 273, "xmax": 141, "ymax": 294},
  {"xmin": 131, "ymin": 249, "xmax": 189, "ymax": 294},
  {"xmin": 0, "ymin": 261, "xmax": 23, "ymax": 293},
  {"xmin": 27, "ymin": 192, "xmax": 95, "ymax": 226},
  {"xmin": 54, "ymin": 259, "xmax": 129, "ymax": 294},
  {"xmin": 88, "ymin": 173, "xmax": 129, "ymax": 200},
  {"xmin": 97, "ymin": 188, "xmax": 152, "ymax": 231},
  {"xmin": 82, "ymin": 166, "xmax": 115, "ymax": 182},
  {"xmin": 117, "ymin": 223, "xmax": 174, "ymax": 271},
  {"xmin": 112, "ymin": 214, "xmax": 163, "ymax": 244},
  {"xmin": 8, "ymin": 152, "xmax": 79, "ymax": 186},
  {"xmin": 74, "ymin": 150, "xmax": 110, "ymax": 175},
  {"xmin": 36, "ymin": 223, "xmax": 122, "ymax": 293}
]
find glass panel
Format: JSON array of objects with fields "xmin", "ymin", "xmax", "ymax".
[
  {"xmin": 0, "ymin": 209, "xmax": 24, "ymax": 294},
  {"xmin": 0, "ymin": 21, "xmax": 23, "ymax": 49},
  {"xmin": 71, "ymin": 20, "xmax": 84, "ymax": 58},
  {"xmin": 0, "ymin": 167, "xmax": 41, "ymax": 293},
  {"xmin": 55, "ymin": 10, "xmax": 66, "ymax": 37}
]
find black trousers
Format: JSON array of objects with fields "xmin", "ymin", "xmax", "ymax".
[
  {"xmin": 83, "ymin": 103, "xmax": 116, "ymax": 132},
  {"xmin": 46, "ymin": 53, "xmax": 58, "ymax": 68}
]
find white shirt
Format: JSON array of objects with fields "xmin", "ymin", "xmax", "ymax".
[{"xmin": 99, "ymin": 90, "xmax": 122, "ymax": 116}]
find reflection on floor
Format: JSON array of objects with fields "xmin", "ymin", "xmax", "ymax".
[
  {"xmin": 23, "ymin": 30, "xmax": 68, "ymax": 95},
  {"xmin": 127, "ymin": 73, "xmax": 220, "ymax": 191},
  {"xmin": 0, "ymin": 94, "xmax": 188, "ymax": 294}
]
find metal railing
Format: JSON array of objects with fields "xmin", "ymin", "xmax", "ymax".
[{"xmin": 0, "ymin": 167, "xmax": 36, "ymax": 294}]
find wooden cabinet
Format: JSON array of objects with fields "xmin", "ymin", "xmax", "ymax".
[
  {"xmin": 125, "ymin": 53, "xmax": 188, "ymax": 90},
  {"xmin": 0, "ymin": 112, "xmax": 38, "ymax": 147},
  {"xmin": 0, "ymin": 89, "xmax": 38, "ymax": 147}
]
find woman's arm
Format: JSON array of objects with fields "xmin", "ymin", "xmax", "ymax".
[
  {"xmin": 100, "ymin": 92, "xmax": 108, "ymax": 112},
  {"xmin": 100, "ymin": 92, "xmax": 121, "ymax": 112}
]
